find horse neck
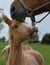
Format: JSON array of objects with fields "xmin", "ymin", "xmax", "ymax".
[
  {"xmin": 24, "ymin": 0, "xmax": 48, "ymax": 9},
  {"xmin": 7, "ymin": 29, "xmax": 23, "ymax": 65}
]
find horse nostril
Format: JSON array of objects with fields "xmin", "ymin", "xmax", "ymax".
[{"xmin": 11, "ymin": 5, "xmax": 16, "ymax": 13}]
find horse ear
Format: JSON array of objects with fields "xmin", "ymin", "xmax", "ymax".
[{"xmin": 2, "ymin": 14, "xmax": 12, "ymax": 26}]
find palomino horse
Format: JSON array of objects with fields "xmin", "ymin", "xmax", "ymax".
[
  {"xmin": 10, "ymin": 0, "xmax": 50, "ymax": 26},
  {"xmin": 2, "ymin": 14, "xmax": 44, "ymax": 65}
]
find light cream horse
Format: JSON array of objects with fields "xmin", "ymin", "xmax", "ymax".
[{"xmin": 2, "ymin": 14, "xmax": 44, "ymax": 65}]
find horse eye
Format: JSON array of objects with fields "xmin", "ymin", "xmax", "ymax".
[{"xmin": 14, "ymin": 25, "xmax": 17, "ymax": 28}]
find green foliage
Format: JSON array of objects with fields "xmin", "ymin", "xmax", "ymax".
[
  {"xmin": 0, "ymin": 17, "xmax": 2, "ymax": 23},
  {"xmin": 0, "ymin": 17, "xmax": 4, "ymax": 31},
  {"xmin": 1, "ymin": 36, "xmax": 6, "ymax": 42},
  {"xmin": 0, "ymin": 42, "xmax": 50, "ymax": 65},
  {"xmin": 0, "ymin": 42, "xmax": 8, "ymax": 65},
  {"xmin": 31, "ymin": 44, "xmax": 50, "ymax": 65},
  {"xmin": 41, "ymin": 33, "xmax": 50, "ymax": 44},
  {"xmin": 0, "ymin": 36, "xmax": 6, "ymax": 42}
]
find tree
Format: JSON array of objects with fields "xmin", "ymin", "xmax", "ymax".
[
  {"xmin": 0, "ymin": 38, "xmax": 2, "ymax": 42},
  {"xmin": 41, "ymin": 33, "xmax": 50, "ymax": 44},
  {"xmin": 0, "ymin": 17, "xmax": 2, "ymax": 23},
  {"xmin": 0, "ymin": 17, "xmax": 4, "ymax": 31},
  {"xmin": 0, "ymin": 9, "xmax": 4, "ymax": 31},
  {"xmin": 1, "ymin": 36, "xmax": 6, "ymax": 42}
]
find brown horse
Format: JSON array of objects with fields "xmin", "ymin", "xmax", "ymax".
[{"xmin": 10, "ymin": 0, "xmax": 50, "ymax": 25}]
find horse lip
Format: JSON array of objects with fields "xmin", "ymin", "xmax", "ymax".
[
  {"xmin": 29, "ymin": 32, "xmax": 38, "ymax": 38},
  {"xmin": 28, "ymin": 29, "xmax": 38, "ymax": 38}
]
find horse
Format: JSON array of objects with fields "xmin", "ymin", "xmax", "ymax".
[
  {"xmin": 10, "ymin": 0, "xmax": 50, "ymax": 26},
  {"xmin": 2, "ymin": 14, "xmax": 44, "ymax": 65}
]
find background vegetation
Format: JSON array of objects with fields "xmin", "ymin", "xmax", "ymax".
[
  {"xmin": 0, "ymin": 42, "xmax": 50, "ymax": 65},
  {"xmin": 41, "ymin": 33, "xmax": 50, "ymax": 44}
]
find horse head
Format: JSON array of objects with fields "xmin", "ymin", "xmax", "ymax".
[{"xmin": 10, "ymin": 0, "xmax": 27, "ymax": 22}]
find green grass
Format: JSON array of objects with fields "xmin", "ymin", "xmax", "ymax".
[
  {"xmin": 0, "ymin": 42, "xmax": 50, "ymax": 65},
  {"xmin": 0, "ymin": 42, "xmax": 8, "ymax": 65},
  {"xmin": 30, "ymin": 44, "xmax": 50, "ymax": 65}
]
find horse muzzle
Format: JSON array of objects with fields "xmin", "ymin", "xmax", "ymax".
[
  {"xmin": 29, "ymin": 27, "xmax": 38, "ymax": 38},
  {"xmin": 10, "ymin": 5, "xmax": 26, "ymax": 22}
]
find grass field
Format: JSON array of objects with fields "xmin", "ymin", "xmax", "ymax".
[{"xmin": 0, "ymin": 42, "xmax": 50, "ymax": 65}]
